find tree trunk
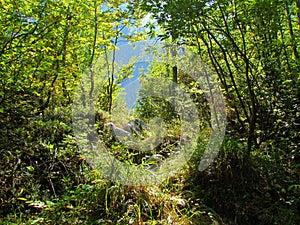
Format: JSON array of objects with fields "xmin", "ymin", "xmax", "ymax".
[
  {"xmin": 172, "ymin": 65, "xmax": 178, "ymax": 84},
  {"xmin": 297, "ymin": 2, "xmax": 300, "ymax": 22}
]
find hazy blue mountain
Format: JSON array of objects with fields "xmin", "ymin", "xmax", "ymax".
[{"xmin": 115, "ymin": 37, "xmax": 154, "ymax": 109}]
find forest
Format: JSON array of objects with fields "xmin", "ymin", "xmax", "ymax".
[{"xmin": 0, "ymin": 0, "xmax": 299, "ymax": 224}]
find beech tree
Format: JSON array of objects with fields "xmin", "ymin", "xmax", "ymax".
[
  {"xmin": 137, "ymin": 0, "xmax": 299, "ymax": 155},
  {"xmin": 0, "ymin": 0, "xmax": 142, "ymax": 122}
]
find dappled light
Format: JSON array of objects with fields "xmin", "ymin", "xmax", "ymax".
[{"xmin": 0, "ymin": 0, "xmax": 299, "ymax": 224}]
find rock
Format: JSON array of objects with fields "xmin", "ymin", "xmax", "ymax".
[{"xmin": 105, "ymin": 122, "xmax": 132, "ymax": 143}]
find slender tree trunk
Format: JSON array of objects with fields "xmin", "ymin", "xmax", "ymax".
[
  {"xmin": 89, "ymin": 1, "xmax": 98, "ymax": 102},
  {"xmin": 171, "ymin": 31, "xmax": 178, "ymax": 84},
  {"xmin": 297, "ymin": 2, "xmax": 300, "ymax": 22},
  {"xmin": 286, "ymin": 1, "xmax": 299, "ymax": 60},
  {"xmin": 40, "ymin": 7, "xmax": 71, "ymax": 114},
  {"xmin": 172, "ymin": 65, "xmax": 178, "ymax": 84},
  {"xmin": 108, "ymin": 36, "xmax": 118, "ymax": 114}
]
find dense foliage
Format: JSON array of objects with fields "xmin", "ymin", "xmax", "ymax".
[{"xmin": 0, "ymin": 0, "xmax": 299, "ymax": 224}]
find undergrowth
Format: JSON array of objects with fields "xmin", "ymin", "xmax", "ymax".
[{"xmin": 0, "ymin": 107, "xmax": 299, "ymax": 224}]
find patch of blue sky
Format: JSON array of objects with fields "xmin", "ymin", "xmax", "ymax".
[
  {"xmin": 116, "ymin": 41, "xmax": 155, "ymax": 109},
  {"xmin": 17, "ymin": 12, "xmax": 37, "ymax": 24},
  {"xmin": 101, "ymin": 2, "xmax": 160, "ymax": 110}
]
